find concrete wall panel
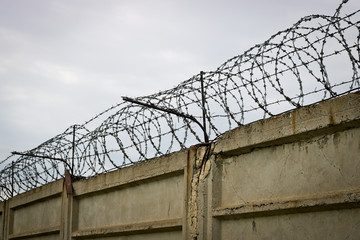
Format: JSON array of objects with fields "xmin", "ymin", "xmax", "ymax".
[
  {"xmin": 0, "ymin": 213, "xmax": 2, "ymax": 240},
  {"xmin": 218, "ymin": 128, "xmax": 360, "ymax": 207},
  {"xmin": 219, "ymin": 208, "xmax": 360, "ymax": 239},
  {"xmin": 82, "ymin": 231, "xmax": 182, "ymax": 240},
  {"xmin": 14, "ymin": 234, "xmax": 59, "ymax": 240},
  {"xmin": 11, "ymin": 196, "xmax": 61, "ymax": 235},
  {"xmin": 75, "ymin": 173, "xmax": 184, "ymax": 231}
]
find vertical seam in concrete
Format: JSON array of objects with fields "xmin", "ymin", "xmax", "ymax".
[
  {"xmin": 184, "ymin": 148, "xmax": 191, "ymax": 240},
  {"xmin": 188, "ymin": 144, "xmax": 213, "ymax": 240}
]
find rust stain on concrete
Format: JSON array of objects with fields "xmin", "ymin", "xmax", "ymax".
[
  {"xmin": 329, "ymin": 108, "xmax": 335, "ymax": 125},
  {"xmin": 292, "ymin": 112, "xmax": 296, "ymax": 134}
]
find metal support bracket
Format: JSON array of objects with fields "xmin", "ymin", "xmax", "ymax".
[{"xmin": 122, "ymin": 71, "xmax": 209, "ymax": 143}]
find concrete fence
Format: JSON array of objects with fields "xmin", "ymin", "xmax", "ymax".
[{"xmin": 1, "ymin": 92, "xmax": 359, "ymax": 239}]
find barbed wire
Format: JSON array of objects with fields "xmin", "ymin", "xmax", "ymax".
[{"xmin": 1, "ymin": 1, "xmax": 359, "ymax": 200}]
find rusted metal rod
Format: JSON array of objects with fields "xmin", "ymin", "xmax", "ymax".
[
  {"xmin": 72, "ymin": 125, "xmax": 76, "ymax": 174},
  {"xmin": 122, "ymin": 96, "xmax": 209, "ymax": 142},
  {"xmin": 11, "ymin": 161, "xmax": 14, "ymax": 197},
  {"xmin": 11, "ymin": 151, "xmax": 73, "ymax": 174},
  {"xmin": 200, "ymin": 71, "xmax": 209, "ymax": 143}
]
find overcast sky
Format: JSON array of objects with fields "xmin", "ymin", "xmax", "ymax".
[{"xmin": 0, "ymin": 0, "xmax": 358, "ymax": 161}]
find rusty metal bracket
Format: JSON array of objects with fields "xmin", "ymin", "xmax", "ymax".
[
  {"xmin": 200, "ymin": 71, "xmax": 209, "ymax": 143},
  {"xmin": 122, "ymin": 95, "xmax": 209, "ymax": 143},
  {"xmin": 64, "ymin": 169, "xmax": 73, "ymax": 195},
  {"xmin": 11, "ymin": 151, "xmax": 75, "ymax": 196},
  {"xmin": 11, "ymin": 151, "xmax": 73, "ymax": 174}
]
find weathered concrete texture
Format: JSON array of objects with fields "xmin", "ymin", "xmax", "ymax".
[
  {"xmin": 83, "ymin": 230, "xmax": 182, "ymax": 240},
  {"xmin": 0, "ymin": 203, "xmax": 3, "ymax": 240},
  {"xmin": 15, "ymin": 234, "xmax": 59, "ymax": 240},
  {"xmin": 220, "ymin": 208, "xmax": 360, "ymax": 240},
  {"xmin": 209, "ymin": 92, "xmax": 360, "ymax": 239},
  {"xmin": 2, "ymin": 179, "xmax": 63, "ymax": 240},
  {"xmin": 0, "ymin": 92, "xmax": 359, "ymax": 239},
  {"xmin": 73, "ymin": 149, "xmax": 188, "ymax": 196},
  {"xmin": 218, "ymin": 128, "xmax": 360, "ymax": 206},
  {"xmin": 12, "ymin": 196, "xmax": 61, "ymax": 235},
  {"xmin": 214, "ymin": 91, "xmax": 360, "ymax": 156},
  {"xmin": 8, "ymin": 179, "xmax": 63, "ymax": 209},
  {"xmin": 70, "ymin": 150, "xmax": 187, "ymax": 239},
  {"xmin": 75, "ymin": 174, "xmax": 184, "ymax": 230}
]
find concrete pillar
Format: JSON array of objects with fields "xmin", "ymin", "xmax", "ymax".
[{"xmin": 60, "ymin": 182, "xmax": 73, "ymax": 240}]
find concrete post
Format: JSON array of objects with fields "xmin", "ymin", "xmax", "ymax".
[{"xmin": 60, "ymin": 182, "xmax": 73, "ymax": 240}]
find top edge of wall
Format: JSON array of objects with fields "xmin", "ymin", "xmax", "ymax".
[{"xmin": 214, "ymin": 91, "xmax": 360, "ymax": 157}]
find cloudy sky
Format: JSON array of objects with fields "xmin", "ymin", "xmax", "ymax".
[{"xmin": 0, "ymin": 0, "xmax": 358, "ymax": 161}]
